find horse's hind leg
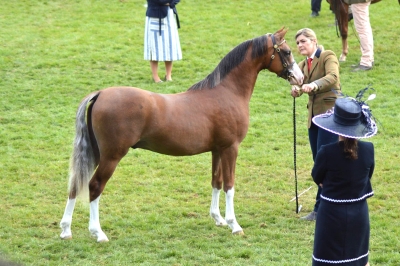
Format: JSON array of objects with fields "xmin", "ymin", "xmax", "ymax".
[
  {"xmin": 340, "ymin": 38, "xmax": 349, "ymax": 62},
  {"xmin": 88, "ymin": 158, "xmax": 122, "ymax": 242},
  {"xmin": 60, "ymin": 197, "xmax": 77, "ymax": 240}
]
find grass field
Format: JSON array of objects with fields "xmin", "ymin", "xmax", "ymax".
[{"xmin": 1, "ymin": 0, "xmax": 399, "ymax": 265}]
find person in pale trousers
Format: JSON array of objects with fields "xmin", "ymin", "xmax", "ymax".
[{"xmin": 346, "ymin": 0, "xmax": 374, "ymax": 72}]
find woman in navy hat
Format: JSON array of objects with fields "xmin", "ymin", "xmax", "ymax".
[{"xmin": 311, "ymin": 89, "xmax": 377, "ymax": 266}]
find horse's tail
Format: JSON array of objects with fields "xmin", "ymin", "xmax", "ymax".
[{"xmin": 68, "ymin": 91, "xmax": 100, "ymax": 200}]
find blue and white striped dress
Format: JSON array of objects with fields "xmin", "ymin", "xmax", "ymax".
[{"xmin": 144, "ymin": 8, "xmax": 182, "ymax": 62}]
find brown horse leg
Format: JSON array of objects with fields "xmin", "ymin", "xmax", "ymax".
[
  {"xmin": 220, "ymin": 145, "xmax": 244, "ymax": 235},
  {"xmin": 88, "ymin": 158, "xmax": 123, "ymax": 242},
  {"xmin": 210, "ymin": 151, "xmax": 228, "ymax": 226},
  {"xmin": 60, "ymin": 93, "xmax": 99, "ymax": 240},
  {"xmin": 340, "ymin": 37, "xmax": 349, "ymax": 62},
  {"xmin": 339, "ymin": 2, "xmax": 350, "ymax": 61}
]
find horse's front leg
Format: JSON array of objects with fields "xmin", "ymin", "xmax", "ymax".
[
  {"xmin": 225, "ymin": 187, "xmax": 243, "ymax": 235},
  {"xmin": 210, "ymin": 152, "xmax": 228, "ymax": 226},
  {"xmin": 221, "ymin": 145, "xmax": 244, "ymax": 235},
  {"xmin": 210, "ymin": 188, "xmax": 228, "ymax": 226},
  {"xmin": 60, "ymin": 197, "xmax": 76, "ymax": 239},
  {"xmin": 339, "ymin": 3, "xmax": 350, "ymax": 62}
]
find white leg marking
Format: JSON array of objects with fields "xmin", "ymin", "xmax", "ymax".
[
  {"xmin": 225, "ymin": 188, "xmax": 243, "ymax": 235},
  {"xmin": 339, "ymin": 54, "xmax": 347, "ymax": 62},
  {"xmin": 88, "ymin": 196, "xmax": 109, "ymax": 242},
  {"xmin": 60, "ymin": 198, "xmax": 76, "ymax": 240},
  {"xmin": 210, "ymin": 188, "xmax": 227, "ymax": 226}
]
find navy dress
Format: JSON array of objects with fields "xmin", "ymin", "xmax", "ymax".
[{"xmin": 311, "ymin": 141, "xmax": 374, "ymax": 266}]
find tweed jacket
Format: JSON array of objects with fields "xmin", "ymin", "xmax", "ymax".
[
  {"xmin": 298, "ymin": 48, "xmax": 341, "ymax": 128},
  {"xmin": 312, "ymin": 141, "xmax": 374, "ymax": 203}
]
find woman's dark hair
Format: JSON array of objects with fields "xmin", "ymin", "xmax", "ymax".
[{"xmin": 343, "ymin": 138, "xmax": 358, "ymax": 160}]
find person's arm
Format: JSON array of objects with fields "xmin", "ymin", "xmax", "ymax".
[
  {"xmin": 311, "ymin": 146, "xmax": 328, "ymax": 185},
  {"xmin": 369, "ymin": 144, "xmax": 375, "ymax": 179},
  {"xmin": 312, "ymin": 52, "xmax": 339, "ymax": 92},
  {"xmin": 170, "ymin": 0, "xmax": 180, "ymax": 7},
  {"xmin": 291, "ymin": 60, "xmax": 305, "ymax": 97}
]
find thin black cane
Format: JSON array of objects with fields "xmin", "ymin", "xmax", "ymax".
[{"xmin": 293, "ymin": 97, "xmax": 299, "ymax": 213}]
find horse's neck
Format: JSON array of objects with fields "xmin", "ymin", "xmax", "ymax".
[{"xmin": 227, "ymin": 63, "xmax": 259, "ymax": 100}]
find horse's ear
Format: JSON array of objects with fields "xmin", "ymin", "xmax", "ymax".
[{"xmin": 275, "ymin": 27, "xmax": 288, "ymax": 38}]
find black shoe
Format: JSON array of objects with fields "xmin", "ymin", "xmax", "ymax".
[
  {"xmin": 352, "ymin": 65, "xmax": 372, "ymax": 72},
  {"xmin": 300, "ymin": 211, "xmax": 317, "ymax": 221},
  {"xmin": 311, "ymin": 11, "xmax": 319, "ymax": 17},
  {"xmin": 351, "ymin": 62, "xmax": 374, "ymax": 68}
]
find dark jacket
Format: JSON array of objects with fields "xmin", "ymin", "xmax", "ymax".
[
  {"xmin": 298, "ymin": 48, "xmax": 341, "ymax": 128},
  {"xmin": 146, "ymin": 0, "xmax": 180, "ymax": 34},
  {"xmin": 312, "ymin": 141, "xmax": 374, "ymax": 204}
]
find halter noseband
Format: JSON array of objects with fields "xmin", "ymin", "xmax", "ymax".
[{"xmin": 266, "ymin": 34, "xmax": 295, "ymax": 80}]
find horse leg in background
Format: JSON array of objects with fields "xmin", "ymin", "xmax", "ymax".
[
  {"xmin": 210, "ymin": 152, "xmax": 228, "ymax": 226},
  {"xmin": 88, "ymin": 158, "xmax": 124, "ymax": 242},
  {"xmin": 338, "ymin": 1, "xmax": 350, "ymax": 61}
]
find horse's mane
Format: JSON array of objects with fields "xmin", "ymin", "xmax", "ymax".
[{"xmin": 188, "ymin": 35, "xmax": 269, "ymax": 91}]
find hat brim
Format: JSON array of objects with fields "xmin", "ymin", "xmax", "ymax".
[{"xmin": 312, "ymin": 112, "xmax": 378, "ymax": 139}]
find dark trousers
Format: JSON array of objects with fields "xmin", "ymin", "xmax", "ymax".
[
  {"xmin": 308, "ymin": 122, "xmax": 338, "ymax": 212},
  {"xmin": 311, "ymin": 0, "xmax": 322, "ymax": 12}
]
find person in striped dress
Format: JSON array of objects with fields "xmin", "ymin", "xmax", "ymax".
[{"xmin": 144, "ymin": 0, "xmax": 182, "ymax": 83}]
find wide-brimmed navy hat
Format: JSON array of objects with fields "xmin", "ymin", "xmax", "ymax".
[{"xmin": 312, "ymin": 96, "xmax": 378, "ymax": 139}]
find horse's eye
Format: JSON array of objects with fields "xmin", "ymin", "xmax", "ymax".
[{"xmin": 285, "ymin": 50, "xmax": 291, "ymax": 56}]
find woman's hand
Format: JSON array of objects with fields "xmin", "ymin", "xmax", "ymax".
[
  {"xmin": 301, "ymin": 82, "xmax": 318, "ymax": 93},
  {"xmin": 291, "ymin": 85, "xmax": 301, "ymax": 97}
]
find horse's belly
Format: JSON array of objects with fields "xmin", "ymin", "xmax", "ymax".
[{"xmin": 133, "ymin": 137, "xmax": 211, "ymax": 156}]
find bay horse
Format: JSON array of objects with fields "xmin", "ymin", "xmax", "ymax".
[
  {"xmin": 59, "ymin": 28, "xmax": 304, "ymax": 242},
  {"xmin": 327, "ymin": 0, "xmax": 380, "ymax": 62}
]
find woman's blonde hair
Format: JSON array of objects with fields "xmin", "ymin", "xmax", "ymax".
[{"xmin": 295, "ymin": 28, "xmax": 324, "ymax": 51}]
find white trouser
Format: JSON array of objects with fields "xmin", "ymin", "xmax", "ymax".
[{"xmin": 352, "ymin": 2, "xmax": 374, "ymax": 67}]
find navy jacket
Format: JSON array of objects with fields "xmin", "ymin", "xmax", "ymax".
[
  {"xmin": 312, "ymin": 141, "xmax": 374, "ymax": 204},
  {"xmin": 146, "ymin": 0, "xmax": 180, "ymax": 34}
]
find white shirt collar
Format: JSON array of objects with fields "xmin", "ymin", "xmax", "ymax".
[{"xmin": 308, "ymin": 49, "xmax": 317, "ymax": 60}]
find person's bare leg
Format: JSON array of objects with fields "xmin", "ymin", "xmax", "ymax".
[
  {"xmin": 365, "ymin": 263, "xmax": 369, "ymax": 266},
  {"xmin": 150, "ymin": 61, "xmax": 162, "ymax": 82},
  {"xmin": 165, "ymin": 61, "xmax": 173, "ymax": 81}
]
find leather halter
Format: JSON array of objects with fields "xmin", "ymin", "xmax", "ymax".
[{"xmin": 266, "ymin": 34, "xmax": 296, "ymax": 80}]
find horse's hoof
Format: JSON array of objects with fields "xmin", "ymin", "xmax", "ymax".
[
  {"xmin": 60, "ymin": 235, "xmax": 72, "ymax": 240},
  {"xmin": 232, "ymin": 230, "xmax": 244, "ymax": 235},
  {"xmin": 97, "ymin": 238, "xmax": 109, "ymax": 243}
]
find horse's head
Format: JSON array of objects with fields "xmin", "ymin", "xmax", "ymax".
[{"xmin": 265, "ymin": 28, "xmax": 304, "ymax": 86}]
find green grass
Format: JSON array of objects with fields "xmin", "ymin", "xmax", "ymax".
[{"xmin": 1, "ymin": 0, "xmax": 399, "ymax": 265}]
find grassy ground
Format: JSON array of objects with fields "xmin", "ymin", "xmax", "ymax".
[{"xmin": 0, "ymin": 0, "xmax": 399, "ymax": 265}]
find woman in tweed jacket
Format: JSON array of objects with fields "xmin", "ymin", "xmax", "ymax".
[{"xmin": 291, "ymin": 28, "xmax": 341, "ymax": 221}]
